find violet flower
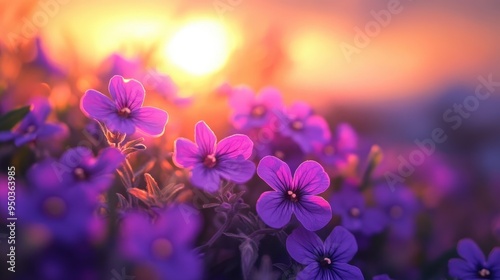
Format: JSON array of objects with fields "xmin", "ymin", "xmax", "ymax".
[
  {"xmin": 0, "ymin": 98, "xmax": 67, "ymax": 146},
  {"xmin": 331, "ymin": 186, "xmax": 386, "ymax": 236},
  {"xmin": 286, "ymin": 226, "xmax": 364, "ymax": 280},
  {"xmin": 28, "ymin": 147, "xmax": 124, "ymax": 193},
  {"xmin": 315, "ymin": 122, "xmax": 358, "ymax": 166},
  {"xmin": 448, "ymin": 238, "xmax": 500, "ymax": 280},
  {"xmin": 19, "ymin": 186, "xmax": 96, "ymax": 243},
  {"xmin": 374, "ymin": 184, "xmax": 418, "ymax": 239},
  {"xmin": 173, "ymin": 121, "xmax": 255, "ymax": 192},
  {"xmin": 120, "ymin": 205, "xmax": 202, "ymax": 280},
  {"xmin": 256, "ymin": 156, "xmax": 332, "ymax": 231},
  {"xmin": 228, "ymin": 86, "xmax": 283, "ymax": 130},
  {"xmin": 278, "ymin": 102, "xmax": 331, "ymax": 153},
  {"xmin": 80, "ymin": 75, "xmax": 168, "ymax": 136}
]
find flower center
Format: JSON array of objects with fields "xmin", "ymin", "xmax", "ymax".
[
  {"xmin": 323, "ymin": 145, "xmax": 335, "ymax": 156},
  {"xmin": 389, "ymin": 205, "xmax": 404, "ymax": 219},
  {"xmin": 274, "ymin": 150, "xmax": 285, "ymax": 159},
  {"xmin": 26, "ymin": 124, "xmax": 37, "ymax": 134},
  {"xmin": 73, "ymin": 167, "xmax": 87, "ymax": 181},
  {"xmin": 349, "ymin": 207, "xmax": 361, "ymax": 217},
  {"xmin": 291, "ymin": 120, "xmax": 304, "ymax": 131},
  {"xmin": 118, "ymin": 107, "xmax": 131, "ymax": 118},
  {"xmin": 250, "ymin": 105, "xmax": 266, "ymax": 118},
  {"xmin": 151, "ymin": 238, "xmax": 173, "ymax": 260},
  {"xmin": 287, "ymin": 190, "xmax": 299, "ymax": 202},
  {"xmin": 320, "ymin": 257, "xmax": 332, "ymax": 267},
  {"xmin": 203, "ymin": 154, "xmax": 217, "ymax": 168},
  {"xmin": 479, "ymin": 268, "xmax": 491, "ymax": 278},
  {"xmin": 43, "ymin": 196, "xmax": 67, "ymax": 218}
]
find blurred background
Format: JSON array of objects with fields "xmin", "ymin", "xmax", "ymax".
[{"xmin": 1, "ymin": 0, "xmax": 500, "ymax": 279}]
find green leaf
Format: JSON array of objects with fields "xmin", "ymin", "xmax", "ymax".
[{"xmin": 0, "ymin": 106, "xmax": 30, "ymax": 131}]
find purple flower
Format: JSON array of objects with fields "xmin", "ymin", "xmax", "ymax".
[
  {"xmin": 278, "ymin": 102, "xmax": 331, "ymax": 153},
  {"xmin": 19, "ymin": 186, "xmax": 97, "ymax": 243},
  {"xmin": 374, "ymin": 184, "xmax": 419, "ymax": 239},
  {"xmin": 228, "ymin": 86, "xmax": 283, "ymax": 130},
  {"xmin": 448, "ymin": 239, "xmax": 500, "ymax": 280},
  {"xmin": 315, "ymin": 122, "xmax": 358, "ymax": 166},
  {"xmin": 80, "ymin": 75, "xmax": 168, "ymax": 136},
  {"xmin": 173, "ymin": 121, "xmax": 255, "ymax": 192},
  {"xmin": 255, "ymin": 133, "xmax": 305, "ymax": 172},
  {"xmin": 101, "ymin": 54, "xmax": 188, "ymax": 105},
  {"xmin": 286, "ymin": 226, "xmax": 363, "ymax": 280},
  {"xmin": 120, "ymin": 205, "xmax": 202, "ymax": 280},
  {"xmin": 27, "ymin": 147, "xmax": 124, "ymax": 193},
  {"xmin": 0, "ymin": 98, "xmax": 67, "ymax": 146},
  {"xmin": 331, "ymin": 186, "xmax": 386, "ymax": 235},
  {"xmin": 256, "ymin": 156, "xmax": 332, "ymax": 231}
]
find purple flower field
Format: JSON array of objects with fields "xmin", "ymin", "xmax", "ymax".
[{"xmin": 1, "ymin": 1, "xmax": 500, "ymax": 280}]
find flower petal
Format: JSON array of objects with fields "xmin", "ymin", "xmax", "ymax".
[
  {"xmin": 195, "ymin": 121, "xmax": 216, "ymax": 156},
  {"xmin": 457, "ymin": 238, "xmax": 486, "ymax": 265},
  {"xmin": 286, "ymin": 227, "xmax": 323, "ymax": 265},
  {"xmin": 105, "ymin": 114, "xmax": 136, "ymax": 135},
  {"xmin": 256, "ymin": 156, "xmax": 292, "ymax": 192},
  {"xmin": 132, "ymin": 106, "xmax": 168, "ymax": 136},
  {"xmin": 448, "ymin": 258, "xmax": 476, "ymax": 278},
  {"xmin": 108, "ymin": 75, "xmax": 145, "ymax": 110},
  {"xmin": 293, "ymin": 160, "xmax": 330, "ymax": 195},
  {"xmin": 295, "ymin": 195, "xmax": 332, "ymax": 231},
  {"xmin": 216, "ymin": 159, "xmax": 255, "ymax": 183},
  {"xmin": 324, "ymin": 226, "xmax": 358, "ymax": 263},
  {"xmin": 336, "ymin": 123, "xmax": 357, "ymax": 152},
  {"xmin": 60, "ymin": 147, "xmax": 93, "ymax": 168},
  {"xmin": 256, "ymin": 191, "xmax": 292, "ymax": 228},
  {"xmin": 296, "ymin": 263, "xmax": 320, "ymax": 280},
  {"xmin": 30, "ymin": 97, "xmax": 51, "ymax": 121},
  {"xmin": 0, "ymin": 131, "xmax": 14, "ymax": 142},
  {"xmin": 27, "ymin": 159, "xmax": 65, "ymax": 190},
  {"xmin": 488, "ymin": 248, "xmax": 500, "ymax": 275},
  {"xmin": 216, "ymin": 134, "xmax": 253, "ymax": 160},
  {"xmin": 92, "ymin": 147, "xmax": 125, "ymax": 175},
  {"xmin": 173, "ymin": 138, "xmax": 200, "ymax": 168},
  {"xmin": 228, "ymin": 86, "xmax": 255, "ymax": 114},
  {"xmin": 80, "ymin": 89, "xmax": 116, "ymax": 120},
  {"xmin": 258, "ymin": 87, "xmax": 283, "ymax": 109},
  {"xmin": 14, "ymin": 133, "xmax": 37, "ymax": 146},
  {"xmin": 37, "ymin": 123, "xmax": 68, "ymax": 139},
  {"xmin": 286, "ymin": 102, "xmax": 311, "ymax": 119},
  {"xmin": 304, "ymin": 115, "xmax": 331, "ymax": 143},
  {"xmin": 191, "ymin": 164, "xmax": 220, "ymax": 192},
  {"xmin": 331, "ymin": 263, "xmax": 364, "ymax": 280}
]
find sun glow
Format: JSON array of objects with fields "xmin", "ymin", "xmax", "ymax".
[{"xmin": 165, "ymin": 20, "xmax": 231, "ymax": 76}]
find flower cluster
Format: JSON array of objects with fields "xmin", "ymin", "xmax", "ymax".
[{"xmin": 2, "ymin": 49, "xmax": 497, "ymax": 280}]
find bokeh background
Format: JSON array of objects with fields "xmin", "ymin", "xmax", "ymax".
[{"xmin": 1, "ymin": 0, "xmax": 500, "ymax": 279}]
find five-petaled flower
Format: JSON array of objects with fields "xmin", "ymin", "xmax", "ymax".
[
  {"xmin": 173, "ymin": 121, "xmax": 256, "ymax": 192},
  {"xmin": 448, "ymin": 238, "xmax": 500, "ymax": 280},
  {"xmin": 80, "ymin": 75, "xmax": 168, "ymax": 136},
  {"xmin": 228, "ymin": 86, "xmax": 283, "ymax": 130},
  {"xmin": 278, "ymin": 102, "xmax": 331, "ymax": 153},
  {"xmin": 374, "ymin": 184, "xmax": 419, "ymax": 239},
  {"xmin": 120, "ymin": 205, "xmax": 203, "ymax": 280},
  {"xmin": 256, "ymin": 156, "xmax": 332, "ymax": 231},
  {"xmin": 286, "ymin": 226, "xmax": 364, "ymax": 280},
  {"xmin": 0, "ymin": 98, "xmax": 67, "ymax": 146},
  {"xmin": 331, "ymin": 185, "xmax": 386, "ymax": 236},
  {"xmin": 27, "ymin": 147, "xmax": 124, "ymax": 194}
]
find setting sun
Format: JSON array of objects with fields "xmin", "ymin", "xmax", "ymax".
[{"xmin": 165, "ymin": 20, "xmax": 231, "ymax": 76}]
